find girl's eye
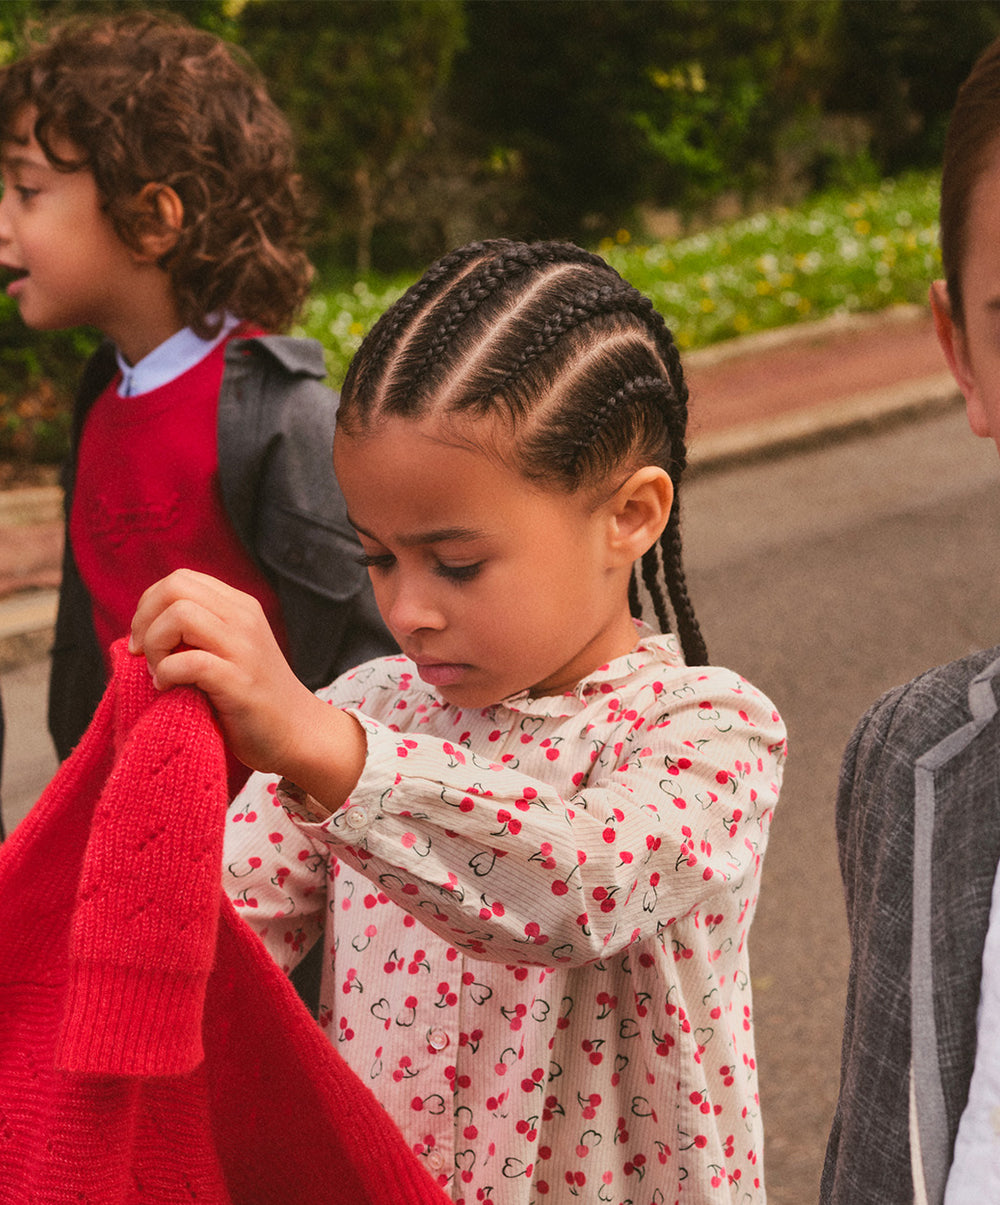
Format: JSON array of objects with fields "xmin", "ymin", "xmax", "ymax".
[
  {"xmin": 355, "ymin": 550, "xmax": 483, "ymax": 583},
  {"xmin": 355, "ymin": 551, "xmax": 395, "ymax": 572},
  {"xmin": 435, "ymin": 562, "xmax": 483, "ymax": 584}
]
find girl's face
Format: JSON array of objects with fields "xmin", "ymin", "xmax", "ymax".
[
  {"xmin": 932, "ymin": 145, "xmax": 1000, "ymax": 455},
  {"xmin": 333, "ymin": 416, "xmax": 645, "ymax": 709}
]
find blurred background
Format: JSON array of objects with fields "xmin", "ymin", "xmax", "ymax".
[{"xmin": 3, "ymin": 0, "xmax": 1000, "ymax": 468}]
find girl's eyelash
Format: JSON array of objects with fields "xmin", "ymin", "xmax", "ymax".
[
  {"xmin": 354, "ymin": 552, "xmax": 483, "ymax": 583},
  {"xmin": 435, "ymin": 562, "xmax": 483, "ymax": 583},
  {"xmin": 355, "ymin": 552, "xmax": 394, "ymax": 570}
]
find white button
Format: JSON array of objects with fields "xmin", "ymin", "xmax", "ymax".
[
  {"xmin": 427, "ymin": 1027, "xmax": 449, "ymax": 1051},
  {"xmin": 426, "ymin": 1150, "xmax": 446, "ymax": 1171},
  {"xmin": 345, "ymin": 808, "xmax": 369, "ymax": 829}
]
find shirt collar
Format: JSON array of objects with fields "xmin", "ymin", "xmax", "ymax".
[
  {"xmin": 500, "ymin": 626, "xmax": 687, "ymax": 719},
  {"xmin": 115, "ymin": 313, "xmax": 241, "ymax": 397}
]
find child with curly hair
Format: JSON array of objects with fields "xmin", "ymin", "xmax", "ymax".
[{"xmin": 0, "ymin": 10, "xmax": 392, "ymax": 768}]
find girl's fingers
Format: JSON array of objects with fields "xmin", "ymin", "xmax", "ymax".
[
  {"xmin": 130, "ymin": 569, "xmax": 268, "ymax": 682},
  {"xmin": 128, "ymin": 569, "xmax": 308, "ymax": 775}
]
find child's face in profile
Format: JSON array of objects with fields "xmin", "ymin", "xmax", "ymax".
[
  {"xmin": 333, "ymin": 415, "xmax": 640, "ymax": 709},
  {"xmin": 0, "ymin": 106, "xmax": 142, "ymax": 343},
  {"xmin": 938, "ymin": 146, "xmax": 1000, "ymax": 457}
]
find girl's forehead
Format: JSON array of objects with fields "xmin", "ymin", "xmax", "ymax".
[
  {"xmin": 335, "ymin": 411, "xmax": 511, "ymax": 470},
  {"xmin": 333, "ymin": 413, "xmax": 575, "ymax": 526}
]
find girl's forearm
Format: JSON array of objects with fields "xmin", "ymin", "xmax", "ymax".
[{"xmin": 276, "ymin": 694, "xmax": 369, "ymax": 817}]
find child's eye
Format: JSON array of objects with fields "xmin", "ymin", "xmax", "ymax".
[
  {"xmin": 3, "ymin": 183, "xmax": 39, "ymax": 203},
  {"xmin": 355, "ymin": 551, "xmax": 395, "ymax": 572},
  {"xmin": 435, "ymin": 561, "xmax": 483, "ymax": 584}
]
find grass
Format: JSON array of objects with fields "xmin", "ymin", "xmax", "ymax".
[{"xmin": 298, "ymin": 169, "xmax": 942, "ymax": 386}]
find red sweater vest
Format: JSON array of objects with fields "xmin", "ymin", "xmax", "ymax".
[
  {"xmin": 71, "ymin": 334, "xmax": 284, "ymax": 660},
  {"xmin": 0, "ymin": 641, "xmax": 452, "ymax": 1205}
]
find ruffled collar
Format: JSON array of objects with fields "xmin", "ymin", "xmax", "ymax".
[{"xmin": 498, "ymin": 625, "xmax": 686, "ymax": 719}]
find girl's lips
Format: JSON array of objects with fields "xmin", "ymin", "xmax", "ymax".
[{"xmin": 414, "ymin": 661, "xmax": 468, "ymax": 688}]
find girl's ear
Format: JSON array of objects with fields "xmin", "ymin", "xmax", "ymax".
[
  {"xmin": 129, "ymin": 183, "xmax": 184, "ymax": 263},
  {"xmin": 930, "ymin": 279, "xmax": 990, "ymax": 437},
  {"xmin": 604, "ymin": 466, "xmax": 673, "ymax": 566}
]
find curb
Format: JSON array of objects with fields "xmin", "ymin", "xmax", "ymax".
[
  {"xmin": 0, "ymin": 589, "xmax": 57, "ymax": 674},
  {"xmin": 688, "ymin": 372, "xmax": 961, "ymax": 473}
]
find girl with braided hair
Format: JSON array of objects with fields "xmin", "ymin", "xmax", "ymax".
[{"xmin": 132, "ymin": 240, "xmax": 786, "ymax": 1204}]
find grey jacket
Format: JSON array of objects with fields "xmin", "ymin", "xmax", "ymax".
[
  {"xmin": 822, "ymin": 646, "xmax": 1000, "ymax": 1203},
  {"xmin": 49, "ymin": 335, "xmax": 394, "ymax": 760}
]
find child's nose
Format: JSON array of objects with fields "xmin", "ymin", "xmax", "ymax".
[{"xmin": 385, "ymin": 580, "xmax": 446, "ymax": 637}]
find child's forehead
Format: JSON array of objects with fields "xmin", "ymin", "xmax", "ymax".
[
  {"xmin": 1, "ymin": 108, "xmax": 41, "ymax": 165},
  {"xmin": 0, "ymin": 112, "xmax": 83, "ymax": 174},
  {"xmin": 2, "ymin": 103, "xmax": 36, "ymax": 143}
]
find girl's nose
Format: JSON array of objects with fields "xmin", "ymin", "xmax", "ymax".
[{"xmin": 384, "ymin": 579, "xmax": 446, "ymax": 637}]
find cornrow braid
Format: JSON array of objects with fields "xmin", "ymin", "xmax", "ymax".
[
  {"xmin": 391, "ymin": 241, "xmax": 617, "ymax": 406},
  {"xmin": 567, "ymin": 375, "xmax": 672, "ymax": 477},
  {"xmin": 342, "ymin": 241, "xmax": 497, "ymax": 404},
  {"xmin": 339, "ymin": 238, "xmax": 709, "ymax": 666},
  {"xmin": 493, "ymin": 280, "xmax": 653, "ymax": 398},
  {"xmin": 657, "ymin": 513, "xmax": 709, "ymax": 666}
]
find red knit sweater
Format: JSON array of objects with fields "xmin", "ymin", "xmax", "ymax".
[{"xmin": 0, "ymin": 640, "xmax": 452, "ymax": 1205}]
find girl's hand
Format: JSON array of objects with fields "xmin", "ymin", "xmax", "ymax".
[{"xmin": 130, "ymin": 569, "xmax": 366, "ymax": 809}]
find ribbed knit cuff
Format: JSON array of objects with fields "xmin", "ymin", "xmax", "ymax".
[{"xmin": 55, "ymin": 960, "xmax": 210, "ymax": 1076}]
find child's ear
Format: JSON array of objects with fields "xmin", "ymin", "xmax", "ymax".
[
  {"xmin": 604, "ymin": 466, "xmax": 673, "ymax": 565},
  {"xmin": 129, "ymin": 183, "xmax": 184, "ymax": 263},
  {"xmin": 930, "ymin": 279, "xmax": 989, "ymax": 437}
]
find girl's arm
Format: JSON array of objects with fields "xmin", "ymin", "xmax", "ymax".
[{"xmin": 130, "ymin": 569, "xmax": 367, "ymax": 808}]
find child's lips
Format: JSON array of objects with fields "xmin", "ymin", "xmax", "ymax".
[
  {"xmin": 413, "ymin": 660, "xmax": 469, "ymax": 688},
  {"xmin": 0, "ymin": 265, "xmax": 28, "ymax": 296}
]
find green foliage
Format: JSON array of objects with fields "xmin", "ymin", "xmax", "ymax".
[
  {"xmin": 827, "ymin": 0, "xmax": 1000, "ymax": 172},
  {"xmin": 0, "ymin": 295, "xmax": 97, "ymax": 462},
  {"xmin": 446, "ymin": 0, "xmax": 842, "ymax": 237},
  {"xmin": 297, "ymin": 170, "xmax": 942, "ymax": 386},
  {"xmin": 239, "ymin": 0, "xmax": 465, "ymax": 271},
  {"xmin": 597, "ymin": 172, "xmax": 941, "ymax": 351}
]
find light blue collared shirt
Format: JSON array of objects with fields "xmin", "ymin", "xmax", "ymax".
[{"xmin": 114, "ymin": 313, "xmax": 241, "ymax": 397}]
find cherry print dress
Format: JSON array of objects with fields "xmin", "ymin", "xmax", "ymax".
[{"xmin": 224, "ymin": 629, "xmax": 787, "ymax": 1204}]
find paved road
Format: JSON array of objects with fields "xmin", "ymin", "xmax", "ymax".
[
  {"xmin": 5, "ymin": 399, "xmax": 1000, "ymax": 1203},
  {"xmin": 682, "ymin": 400, "xmax": 1000, "ymax": 1203}
]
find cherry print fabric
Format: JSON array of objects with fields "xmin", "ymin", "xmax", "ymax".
[{"xmin": 224, "ymin": 630, "xmax": 786, "ymax": 1204}]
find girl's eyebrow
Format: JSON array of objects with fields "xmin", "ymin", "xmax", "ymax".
[{"xmin": 347, "ymin": 515, "xmax": 487, "ymax": 547}]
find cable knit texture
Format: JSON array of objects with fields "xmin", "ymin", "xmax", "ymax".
[{"xmin": 0, "ymin": 639, "xmax": 452, "ymax": 1205}]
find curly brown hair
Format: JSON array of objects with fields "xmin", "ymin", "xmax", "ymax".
[{"xmin": 0, "ymin": 10, "xmax": 312, "ymax": 335}]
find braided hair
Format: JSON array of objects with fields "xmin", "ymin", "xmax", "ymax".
[{"xmin": 339, "ymin": 239, "xmax": 708, "ymax": 665}]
